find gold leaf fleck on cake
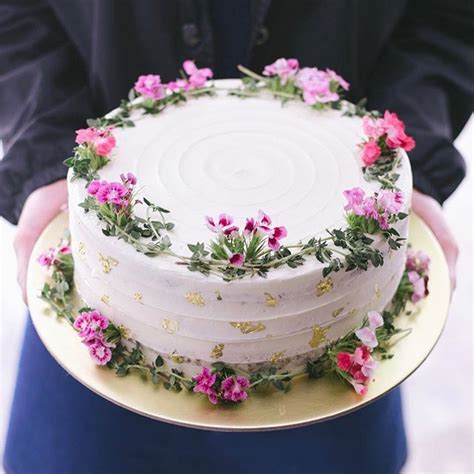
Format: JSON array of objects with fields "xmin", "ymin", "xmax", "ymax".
[
  {"xmin": 161, "ymin": 319, "xmax": 180, "ymax": 334},
  {"xmin": 118, "ymin": 325, "xmax": 130, "ymax": 340},
  {"xmin": 315, "ymin": 277, "xmax": 333, "ymax": 297},
  {"xmin": 264, "ymin": 292, "xmax": 279, "ymax": 307},
  {"xmin": 210, "ymin": 343, "xmax": 225, "ymax": 359},
  {"xmin": 348, "ymin": 308, "xmax": 357, "ymax": 317},
  {"xmin": 185, "ymin": 292, "xmax": 205, "ymax": 306},
  {"xmin": 100, "ymin": 294, "xmax": 110, "ymax": 305},
  {"xmin": 269, "ymin": 350, "xmax": 286, "ymax": 364},
  {"xmin": 332, "ymin": 307, "xmax": 344, "ymax": 318},
  {"xmin": 230, "ymin": 322, "xmax": 266, "ymax": 334},
  {"xmin": 78, "ymin": 242, "xmax": 86, "ymax": 258},
  {"xmin": 168, "ymin": 351, "xmax": 185, "ymax": 364},
  {"xmin": 372, "ymin": 284, "xmax": 381, "ymax": 301},
  {"xmin": 133, "ymin": 292, "xmax": 143, "ymax": 304},
  {"xmin": 214, "ymin": 290, "xmax": 223, "ymax": 301},
  {"xmin": 309, "ymin": 325, "xmax": 329, "ymax": 348},
  {"xmin": 98, "ymin": 253, "xmax": 119, "ymax": 274}
]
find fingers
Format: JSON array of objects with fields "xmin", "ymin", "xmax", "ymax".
[
  {"xmin": 411, "ymin": 189, "xmax": 459, "ymax": 293},
  {"xmin": 14, "ymin": 179, "xmax": 68, "ymax": 306}
]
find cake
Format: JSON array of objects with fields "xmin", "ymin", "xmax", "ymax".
[{"xmin": 44, "ymin": 59, "xmax": 426, "ymax": 402}]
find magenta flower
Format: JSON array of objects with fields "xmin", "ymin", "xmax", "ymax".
[
  {"xmin": 37, "ymin": 248, "xmax": 57, "ymax": 268},
  {"xmin": 257, "ymin": 209, "xmax": 272, "ymax": 228},
  {"xmin": 134, "ymin": 74, "xmax": 166, "ymax": 100},
  {"xmin": 73, "ymin": 310, "xmax": 109, "ymax": 342},
  {"xmin": 406, "ymin": 249, "xmax": 431, "ymax": 273},
  {"xmin": 266, "ymin": 226, "xmax": 288, "ymax": 251},
  {"xmin": 223, "ymin": 225, "xmax": 240, "ymax": 237},
  {"xmin": 96, "ymin": 182, "xmax": 128, "ymax": 205},
  {"xmin": 205, "ymin": 213, "xmax": 234, "ymax": 233},
  {"xmin": 193, "ymin": 367, "xmax": 218, "ymax": 404},
  {"xmin": 362, "ymin": 115, "xmax": 385, "ymax": 139},
  {"xmin": 243, "ymin": 217, "xmax": 257, "ymax": 235},
  {"xmin": 229, "ymin": 253, "xmax": 245, "ymax": 267},
  {"xmin": 361, "ymin": 140, "xmax": 382, "ymax": 166},
  {"xmin": 182, "ymin": 60, "xmax": 213, "ymax": 88},
  {"xmin": 88, "ymin": 339, "xmax": 113, "ymax": 365},
  {"xmin": 87, "ymin": 180, "xmax": 103, "ymax": 195},
  {"xmin": 167, "ymin": 78, "xmax": 193, "ymax": 92},
  {"xmin": 263, "ymin": 58, "xmax": 299, "ymax": 84},
  {"xmin": 221, "ymin": 376, "xmax": 250, "ymax": 402},
  {"xmin": 120, "ymin": 172, "xmax": 137, "ymax": 186}
]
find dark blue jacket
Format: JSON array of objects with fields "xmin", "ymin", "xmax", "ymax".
[{"xmin": 0, "ymin": 0, "xmax": 472, "ymax": 224}]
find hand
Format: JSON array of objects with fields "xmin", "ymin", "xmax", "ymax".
[
  {"xmin": 14, "ymin": 179, "xmax": 68, "ymax": 305},
  {"xmin": 411, "ymin": 189, "xmax": 458, "ymax": 293}
]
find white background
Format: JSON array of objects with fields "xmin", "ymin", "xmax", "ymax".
[{"xmin": 1, "ymin": 119, "xmax": 472, "ymax": 473}]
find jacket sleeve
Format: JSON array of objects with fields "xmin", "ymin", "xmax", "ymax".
[
  {"xmin": 367, "ymin": 0, "xmax": 473, "ymax": 204},
  {"xmin": 0, "ymin": 0, "xmax": 95, "ymax": 224}
]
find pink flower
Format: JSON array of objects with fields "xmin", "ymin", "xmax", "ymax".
[
  {"xmin": 205, "ymin": 213, "xmax": 234, "ymax": 233},
  {"xmin": 362, "ymin": 116, "xmax": 385, "ymax": 139},
  {"xmin": 96, "ymin": 182, "xmax": 128, "ymax": 205},
  {"xmin": 367, "ymin": 311, "xmax": 384, "ymax": 330},
  {"xmin": 167, "ymin": 79, "xmax": 192, "ymax": 92},
  {"xmin": 325, "ymin": 68, "xmax": 350, "ymax": 91},
  {"xmin": 378, "ymin": 191, "xmax": 403, "ymax": 214},
  {"xmin": 73, "ymin": 310, "xmax": 109, "ymax": 341},
  {"xmin": 222, "ymin": 225, "xmax": 240, "ymax": 237},
  {"xmin": 266, "ymin": 226, "xmax": 287, "ymax": 251},
  {"xmin": 134, "ymin": 74, "xmax": 166, "ymax": 100},
  {"xmin": 182, "ymin": 60, "xmax": 213, "ymax": 88},
  {"xmin": 193, "ymin": 367, "xmax": 219, "ymax": 404},
  {"xmin": 88, "ymin": 339, "xmax": 113, "ymax": 365},
  {"xmin": 355, "ymin": 327, "xmax": 378, "ymax": 349},
  {"xmin": 336, "ymin": 352, "xmax": 352, "ymax": 371},
  {"xmin": 343, "ymin": 187, "xmax": 365, "ymax": 215},
  {"xmin": 57, "ymin": 243, "xmax": 71, "ymax": 255},
  {"xmin": 229, "ymin": 253, "xmax": 245, "ymax": 266},
  {"xmin": 244, "ymin": 217, "xmax": 257, "ymax": 236},
  {"xmin": 94, "ymin": 130, "xmax": 117, "ymax": 156},
  {"xmin": 406, "ymin": 250, "xmax": 431, "ymax": 273},
  {"xmin": 87, "ymin": 180, "xmax": 102, "ymax": 195},
  {"xmin": 120, "ymin": 172, "xmax": 137, "ymax": 186},
  {"xmin": 408, "ymin": 271, "xmax": 429, "ymax": 303},
  {"xmin": 75, "ymin": 127, "xmax": 116, "ymax": 156},
  {"xmin": 361, "ymin": 139, "xmax": 382, "ymax": 166},
  {"xmin": 381, "ymin": 111, "xmax": 415, "ymax": 151},
  {"xmin": 296, "ymin": 67, "xmax": 341, "ymax": 105},
  {"xmin": 257, "ymin": 209, "xmax": 272, "ymax": 227},
  {"xmin": 263, "ymin": 58, "xmax": 299, "ymax": 84},
  {"xmin": 221, "ymin": 376, "xmax": 250, "ymax": 402},
  {"xmin": 38, "ymin": 248, "xmax": 57, "ymax": 268},
  {"xmin": 350, "ymin": 380, "xmax": 368, "ymax": 396}
]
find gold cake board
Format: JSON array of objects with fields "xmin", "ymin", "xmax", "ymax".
[{"xmin": 27, "ymin": 211, "xmax": 450, "ymax": 431}]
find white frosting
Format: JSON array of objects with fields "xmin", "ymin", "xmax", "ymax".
[{"xmin": 68, "ymin": 80, "xmax": 412, "ymax": 375}]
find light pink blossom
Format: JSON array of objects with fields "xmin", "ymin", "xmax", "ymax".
[
  {"xmin": 406, "ymin": 249, "xmax": 431, "ymax": 273},
  {"xmin": 367, "ymin": 311, "xmax": 384, "ymax": 330},
  {"xmin": 355, "ymin": 327, "xmax": 378, "ymax": 348},
  {"xmin": 381, "ymin": 111, "xmax": 415, "ymax": 151},
  {"xmin": 221, "ymin": 376, "xmax": 250, "ymax": 402},
  {"xmin": 296, "ymin": 67, "xmax": 339, "ymax": 105},
  {"xmin": 343, "ymin": 187, "xmax": 365, "ymax": 215},
  {"xmin": 361, "ymin": 140, "xmax": 382, "ymax": 166},
  {"xmin": 350, "ymin": 380, "xmax": 368, "ymax": 396},
  {"xmin": 378, "ymin": 191, "xmax": 403, "ymax": 214},
  {"xmin": 362, "ymin": 116, "xmax": 385, "ymax": 138},
  {"xmin": 120, "ymin": 172, "xmax": 137, "ymax": 186},
  {"xmin": 263, "ymin": 58, "xmax": 299, "ymax": 84},
  {"xmin": 167, "ymin": 78, "xmax": 193, "ymax": 92},
  {"xmin": 182, "ymin": 60, "xmax": 213, "ymax": 88},
  {"xmin": 325, "ymin": 68, "xmax": 350, "ymax": 91},
  {"xmin": 134, "ymin": 74, "xmax": 166, "ymax": 100},
  {"xmin": 408, "ymin": 271, "xmax": 429, "ymax": 303}
]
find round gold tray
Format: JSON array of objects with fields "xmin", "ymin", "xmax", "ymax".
[{"xmin": 28, "ymin": 211, "xmax": 449, "ymax": 431}]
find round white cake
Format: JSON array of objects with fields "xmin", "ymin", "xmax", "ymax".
[{"xmin": 68, "ymin": 80, "xmax": 412, "ymax": 375}]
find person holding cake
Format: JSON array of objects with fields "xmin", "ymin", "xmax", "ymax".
[{"xmin": 1, "ymin": 1, "xmax": 472, "ymax": 473}]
